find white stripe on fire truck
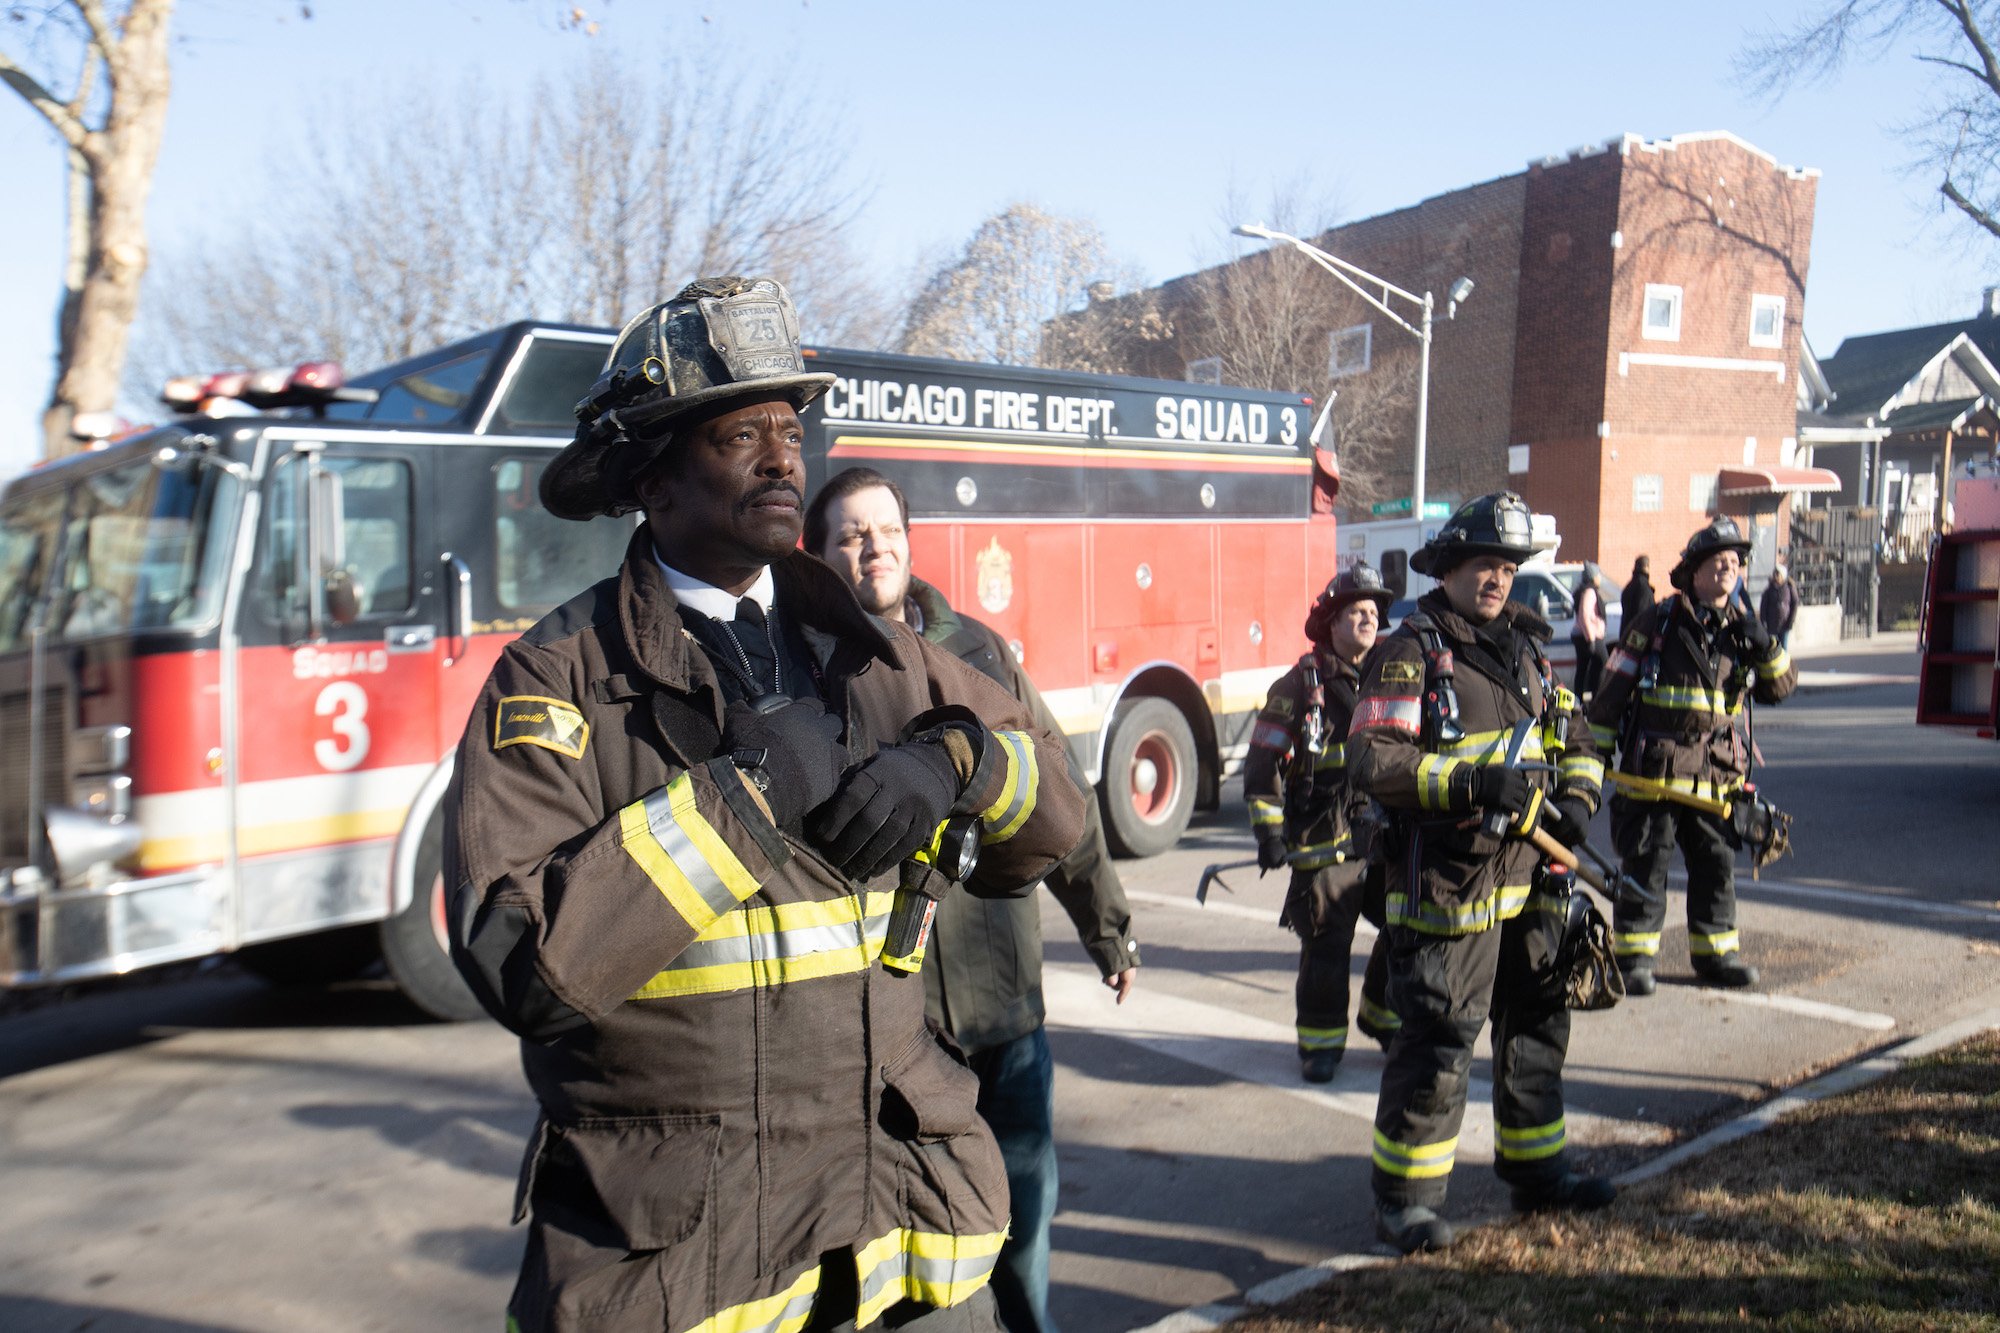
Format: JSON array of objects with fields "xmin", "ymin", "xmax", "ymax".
[{"xmin": 132, "ymin": 763, "xmax": 436, "ymax": 867}]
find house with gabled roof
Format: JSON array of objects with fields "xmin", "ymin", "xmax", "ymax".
[{"xmin": 1801, "ymin": 293, "xmax": 2000, "ymax": 560}]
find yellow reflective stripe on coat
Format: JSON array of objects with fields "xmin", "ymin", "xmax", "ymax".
[
  {"xmin": 1386, "ymin": 882, "xmax": 1533, "ymax": 935},
  {"xmin": 853, "ymin": 1226, "xmax": 1006, "ymax": 1328},
  {"xmin": 677, "ymin": 1259, "xmax": 822, "ymax": 1333},
  {"xmin": 1559, "ymin": 754, "xmax": 1604, "ymax": 792},
  {"xmin": 620, "ymin": 772, "xmax": 761, "ymax": 932},
  {"xmin": 1416, "ymin": 754, "xmax": 1462, "ymax": 811},
  {"xmin": 1438, "ymin": 728, "xmax": 1548, "ymax": 764},
  {"xmin": 1614, "ymin": 930, "xmax": 1661, "ymax": 957},
  {"xmin": 1297, "ymin": 1023, "xmax": 1347, "ymax": 1051},
  {"xmin": 1640, "ymin": 683, "xmax": 1740, "ymax": 716},
  {"xmin": 1313, "ymin": 748, "xmax": 1347, "ymax": 771},
  {"xmin": 979, "ymin": 729, "xmax": 1039, "ymax": 844},
  {"xmin": 1249, "ymin": 798, "xmax": 1285, "ymax": 828},
  {"xmin": 1497, "ymin": 1117, "xmax": 1567, "ymax": 1162},
  {"xmin": 1689, "ymin": 929, "xmax": 1742, "ymax": 957},
  {"xmin": 630, "ymin": 891, "xmax": 895, "ymax": 1000},
  {"xmin": 1590, "ymin": 722, "xmax": 1620, "ymax": 752},
  {"xmin": 1372, "ymin": 1129, "xmax": 1458, "ymax": 1179},
  {"xmin": 1756, "ymin": 647, "xmax": 1792, "ymax": 680}
]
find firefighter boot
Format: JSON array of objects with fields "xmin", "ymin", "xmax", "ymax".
[
  {"xmin": 1511, "ymin": 1172, "xmax": 1618, "ymax": 1215},
  {"xmin": 1375, "ymin": 1202, "xmax": 1455, "ymax": 1254},
  {"xmin": 1300, "ymin": 1048, "xmax": 1341, "ymax": 1084},
  {"xmin": 1618, "ymin": 959, "xmax": 1656, "ymax": 996},
  {"xmin": 1693, "ymin": 954, "xmax": 1760, "ymax": 988}
]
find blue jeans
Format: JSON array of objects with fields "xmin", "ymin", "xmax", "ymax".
[{"xmin": 969, "ymin": 1027, "xmax": 1059, "ymax": 1333}]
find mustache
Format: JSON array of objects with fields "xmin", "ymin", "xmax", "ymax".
[{"xmin": 740, "ymin": 481, "xmax": 804, "ymax": 511}]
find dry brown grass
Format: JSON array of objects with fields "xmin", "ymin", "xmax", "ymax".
[{"xmin": 1228, "ymin": 1032, "xmax": 2000, "ymax": 1332}]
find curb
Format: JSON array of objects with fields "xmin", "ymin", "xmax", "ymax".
[{"xmin": 1125, "ymin": 1008, "xmax": 2000, "ymax": 1333}]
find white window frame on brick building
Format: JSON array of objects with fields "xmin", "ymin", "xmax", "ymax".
[
  {"xmin": 1185, "ymin": 356, "xmax": 1223, "ymax": 385},
  {"xmin": 1642, "ymin": 285, "xmax": 1682, "ymax": 341},
  {"xmin": 1328, "ymin": 324, "xmax": 1372, "ymax": 377},
  {"xmin": 1748, "ymin": 294, "xmax": 1785, "ymax": 349},
  {"xmin": 1633, "ymin": 473, "xmax": 1664, "ymax": 513}
]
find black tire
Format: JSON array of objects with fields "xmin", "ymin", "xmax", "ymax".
[
  {"xmin": 1098, "ymin": 696, "xmax": 1198, "ymax": 858},
  {"xmin": 235, "ymin": 924, "xmax": 381, "ymax": 988},
  {"xmin": 379, "ymin": 812, "xmax": 487, "ymax": 1022}
]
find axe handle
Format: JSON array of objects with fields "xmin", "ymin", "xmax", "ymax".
[{"xmin": 1527, "ymin": 826, "xmax": 1610, "ymax": 895}]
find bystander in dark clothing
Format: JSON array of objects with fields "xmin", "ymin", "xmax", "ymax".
[
  {"xmin": 1760, "ymin": 564, "xmax": 1800, "ymax": 649},
  {"xmin": 1622, "ymin": 556, "xmax": 1656, "ymax": 627}
]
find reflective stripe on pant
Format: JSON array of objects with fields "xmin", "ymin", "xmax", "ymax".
[
  {"xmin": 1371, "ymin": 906, "xmax": 1573, "ymax": 1209},
  {"xmin": 1609, "ymin": 796, "xmax": 1742, "ymax": 961},
  {"xmin": 968, "ymin": 1028, "xmax": 1059, "ymax": 1333}
]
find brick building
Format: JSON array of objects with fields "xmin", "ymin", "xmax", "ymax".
[{"xmin": 1076, "ymin": 131, "xmax": 1822, "ymax": 588}]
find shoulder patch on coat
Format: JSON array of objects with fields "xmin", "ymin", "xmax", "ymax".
[
  {"xmin": 1380, "ymin": 659, "xmax": 1422, "ymax": 684},
  {"xmin": 1623, "ymin": 627, "xmax": 1649, "ymax": 651},
  {"xmin": 1264, "ymin": 695, "xmax": 1295, "ymax": 718},
  {"xmin": 494, "ymin": 695, "xmax": 589, "ymax": 759}
]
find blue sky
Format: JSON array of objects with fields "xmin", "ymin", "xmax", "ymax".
[{"xmin": 1, "ymin": 0, "xmax": 1992, "ymax": 475}]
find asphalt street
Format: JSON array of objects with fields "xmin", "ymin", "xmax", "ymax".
[{"xmin": 1, "ymin": 636, "xmax": 1995, "ymax": 1332}]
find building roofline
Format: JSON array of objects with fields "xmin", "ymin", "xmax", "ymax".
[{"xmin": 1529, "ymin": 130, "xmax": 1819, "ymax": 179}]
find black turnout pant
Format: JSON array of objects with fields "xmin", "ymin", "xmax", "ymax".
[
  {"xmin": 1609, "ymin": 795, "xmax": 1743, "ymax": 964},
  {"xmin": 1285, "ymin": 862, "xmax": 1392, "ymax": 1053},
  {"xmin": 1370, "ymin": 905, "xmax": 1572, "ymax": 1209}
]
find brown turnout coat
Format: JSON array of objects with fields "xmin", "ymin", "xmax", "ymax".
[
  {"xmin": 444, "ymin": 534, "xmax": 1085, "ymax": 1333},
  {"xmin": 1346, "ymin": 591, "xmax": 1603, "ymax": 936}
]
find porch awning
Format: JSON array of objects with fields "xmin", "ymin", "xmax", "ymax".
[{"xmin": 1717, "ymin": 465, "xmax": 1843, "ymax": 497}]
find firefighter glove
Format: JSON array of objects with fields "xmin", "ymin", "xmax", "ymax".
[
  {"xmin": 1471, "ymin": 764, "xmax": 1535, "ymax": 820},
  {"xmin": 1257, "ymin": 831, "xmax": 1290, "ymax": 873},
  {"xmin": 722, "ymin": 698, "xmax": 848, "ymax": 831},
  {"xmin": 1735, "ymin": 612, "xmax": 1775, "ymax": 657},
  {"xmin": 1545, "ymin": 794, "xmax": 1594, "ymax": 845},
  {"xmin": 807, "ymin": 738, "xmax": 962, "ymax": 882}
]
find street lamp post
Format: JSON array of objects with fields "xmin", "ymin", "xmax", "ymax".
[{"xmin": 1232, "ymin": 223, "xmax": 1470, "ymax": 524}]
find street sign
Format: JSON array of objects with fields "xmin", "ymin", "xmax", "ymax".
[{"xmin": 1369, "ymin": 498, "xmax": 1452, "ymax": 519}]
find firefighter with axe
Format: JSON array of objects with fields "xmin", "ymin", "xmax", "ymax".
[
  {"xmin": 1239, "ymin": 564, "xmax": 1401, "ymax": 1083},
  {"xmin": 1347, "ymin": 492, "xmax": 1615, "ymax": 1254},
  {"xmin": 1586, "ymin": 516, "xmax": 1798, "ymax": 995}
]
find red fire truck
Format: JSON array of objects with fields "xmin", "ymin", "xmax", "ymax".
[{"xmin": 0, "ymin": 323, "xmax": 1335, "ymax": 1017}]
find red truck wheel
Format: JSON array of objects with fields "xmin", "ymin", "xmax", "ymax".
[{"xmin": 1099, "ymin": 697, "xmax": 1197, "ymax": 858}]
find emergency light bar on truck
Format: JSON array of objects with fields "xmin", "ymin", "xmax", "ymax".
[{"xmin": 0, "ymin": 321, "xmax": 1334, "ymax": 1018}]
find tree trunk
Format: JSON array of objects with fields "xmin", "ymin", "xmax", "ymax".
[{"xmin": 41, "ymin": 0, "xmax": 176, "ymax": 459}]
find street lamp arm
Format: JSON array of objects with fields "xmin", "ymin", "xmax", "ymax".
[{"xmin": 1233, "ymin": 224, "xmax": 1426, "ymax": 336}]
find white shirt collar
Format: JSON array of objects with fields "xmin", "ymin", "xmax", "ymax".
[{"xmin": 654, "ymin": 549, "xmax": 775, "ymax": 622}]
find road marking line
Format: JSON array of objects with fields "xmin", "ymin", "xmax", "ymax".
[
  {"xmin": 1042, "ymin": 967, "xmax": 1659, "ymax": 1154},
  {"xmin": 1666, "ymin": 871, "xmax": 2000, "ymax": 923},
  {"xmin": 1695, "ymin": 987, "xmax": 1895, "ymax": 1030},
  {"xmin": 1124, "ymin": 888, "xmax": 1379, "ymax": 939}
]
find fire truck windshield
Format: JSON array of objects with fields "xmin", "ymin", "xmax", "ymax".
[{"xmin": 0, "ymin": 451, "xmax": 242, "ymax": 650}]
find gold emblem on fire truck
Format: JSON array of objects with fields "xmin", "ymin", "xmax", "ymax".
[{"xmin": 976, "ymin": 538, "xmax": 1013, "ymax": 614}]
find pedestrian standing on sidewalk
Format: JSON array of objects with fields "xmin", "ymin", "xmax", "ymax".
[
  {"xmin": 1587, "ymin": 516, "xmax": 1797, "ymax": 997},
  {"xmin": 1243, "ymin": 564, "xmax": 1401, "ymax": 1084},
  {"xmin": 1571, "ymin": 562, "xmax": 1608, "ymax": 699},
  {"xmin": 806, "ymin": 466, "xmax": 1140, "ymax": 1333},
  {"xmin": 1623, "ymin": 555, "xmax": 1656, "ymax": 626},
  {"xmin": 1348, "ymin": 491, "xmax": 1612, "ymax": 1255},
  {"xmin": 1760, "ymin": 563, "xmax": 1799, "ymax": 650},
  {"xmin": 446, "ymin": 277, "xmax": 1087, "ymax": 1333}
]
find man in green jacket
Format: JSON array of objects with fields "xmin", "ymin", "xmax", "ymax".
[{"xmin": 806, "ymin": 466, "xmax": 1140, "ymax": 1333}]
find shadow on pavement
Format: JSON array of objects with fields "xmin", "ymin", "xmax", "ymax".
[
  {"xmin": 0, "ymin": 1294, "xmax": 247, "ymax": 1333},
  {"xmin": 0, "ymin": 969, "xmax": 451, "ymax": 1080}
]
